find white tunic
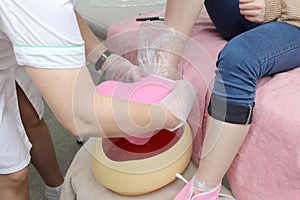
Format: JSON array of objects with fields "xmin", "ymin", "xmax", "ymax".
[{"xmin": 0, "ymin": 0, "xmax": 85, "ymax": 173}]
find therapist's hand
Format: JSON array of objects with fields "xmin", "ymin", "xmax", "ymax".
[
  {"xmin": 103, "ymin": 54, "xmax": 148, "ymax": 83},
  {"xmin": 160, "ymin": 78, "xmax": 197, "ymax": 131},
  {"xmin": 239, "ymin": 0, "xmax": 266, "ymax": 23}
]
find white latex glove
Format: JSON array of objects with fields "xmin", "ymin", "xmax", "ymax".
[
  {"xmin": 159, "ymin": 79, "xmax": 197, "ymax": 131},
  {"xmin": 102, "ymin": 54, "xmax": 149, "ymax": 82}
]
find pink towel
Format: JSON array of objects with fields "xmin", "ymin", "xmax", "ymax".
[{"xmin": 96, "ymin": 75, "xmax": 175, "ymax": 145}]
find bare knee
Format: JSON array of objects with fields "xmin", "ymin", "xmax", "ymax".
[
  {"xmin": 7, "ymin": 167, "xmax": 29, "ymax": 184},
  {"xmin": 0, "ymin": 166, "xmax": 29, "ymax": 199}
]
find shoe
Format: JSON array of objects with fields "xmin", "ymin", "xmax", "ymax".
[{"xmin": 174, "ymin": 174, "xmax": 221, "ymax": 200}]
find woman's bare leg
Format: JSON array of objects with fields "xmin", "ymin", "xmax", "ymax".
[{"xmin": 194, "ymin": 116, "xmax": 250, "ymax": 192}]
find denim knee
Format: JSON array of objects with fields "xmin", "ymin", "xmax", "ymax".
[
  {"xmin": 213, "ymin": 38, "xmax": 259, "ymax": 106},
  {"xmin": 209, "ymin": 22, "xmax": 300, "ymax": 124},
  {"xmin": 210, "ymin": 37, "xmax": 259, "ymax": 124}
]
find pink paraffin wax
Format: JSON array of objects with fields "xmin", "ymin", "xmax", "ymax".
[{"xmin": 96, "ymin": 75, "xmax": 176, "ymax": 145}]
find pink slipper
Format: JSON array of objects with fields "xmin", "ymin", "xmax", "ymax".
[
  {"xmin": 173, "ymin": 178, "xmax": 194, "ymax": 200},
  {"xmin": 191, "ymin": 184, "xmax": 220, "ymax": 200},
  {"xmin": 174, "ymin": 176, "xmax": 221, "ymax": 200}
]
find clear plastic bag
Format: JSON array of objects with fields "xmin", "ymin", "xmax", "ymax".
[{"xmin": 137, "ymin": 22, "xmax": 188, "ymax": 80}]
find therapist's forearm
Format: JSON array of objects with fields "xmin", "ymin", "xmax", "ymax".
[
  {"xmin": 165, "ymin": 0, "xmax": 204, "ymax": 36},
  {"xmin": 72, "ymin": 67, "xmax": 179, "ymax": 137},
  {"xmin": 92, "ymin": 94, "xmax": 179, "ymax": 138},
  {"xmin": 25, "ymin": 66, "xmax": 179, "ymax": 138}
]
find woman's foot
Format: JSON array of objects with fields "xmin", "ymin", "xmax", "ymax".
[{"xmin": 173, "ymin": 175, "xmax": 221, "ymax": 200}]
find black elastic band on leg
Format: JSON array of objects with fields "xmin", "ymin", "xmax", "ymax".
[{"xmin": 208, "ymin": 94, "xmax": 255, "ymax": 124}]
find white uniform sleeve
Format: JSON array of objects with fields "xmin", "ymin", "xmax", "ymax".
[{"xmin": 0, "ymin": 0, "xmax": 85, "ymax": 69}]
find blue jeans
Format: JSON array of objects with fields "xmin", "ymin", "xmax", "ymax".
[{"xmin": 205, "ymin": 0, "xmax": 300, "ymax": 124}]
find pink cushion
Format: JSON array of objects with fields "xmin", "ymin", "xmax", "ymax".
[
  {"xmin": 226, "ymin": 68, "xmax": 300, "ymax": 200},
  {"xmin": 107, "ymin": 8, "xmax": 300, "ymax": 200}
]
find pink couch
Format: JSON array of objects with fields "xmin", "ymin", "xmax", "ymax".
[{"xmin": 106, "ymin": 9, "xmax": 300, "ymax": 200}]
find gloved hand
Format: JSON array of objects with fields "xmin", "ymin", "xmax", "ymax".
[
  {"xmin": 102, "ymin": 54, "xmax": 149, "ymax": 83},
  {"xmin": 160, "ymin": 78, "xmax": 197, "ymax": 131}
]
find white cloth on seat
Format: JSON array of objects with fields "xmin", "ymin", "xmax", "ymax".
[{"xmin": 61, "ymin": 138, "xmax": 193, "ymax": 200}]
